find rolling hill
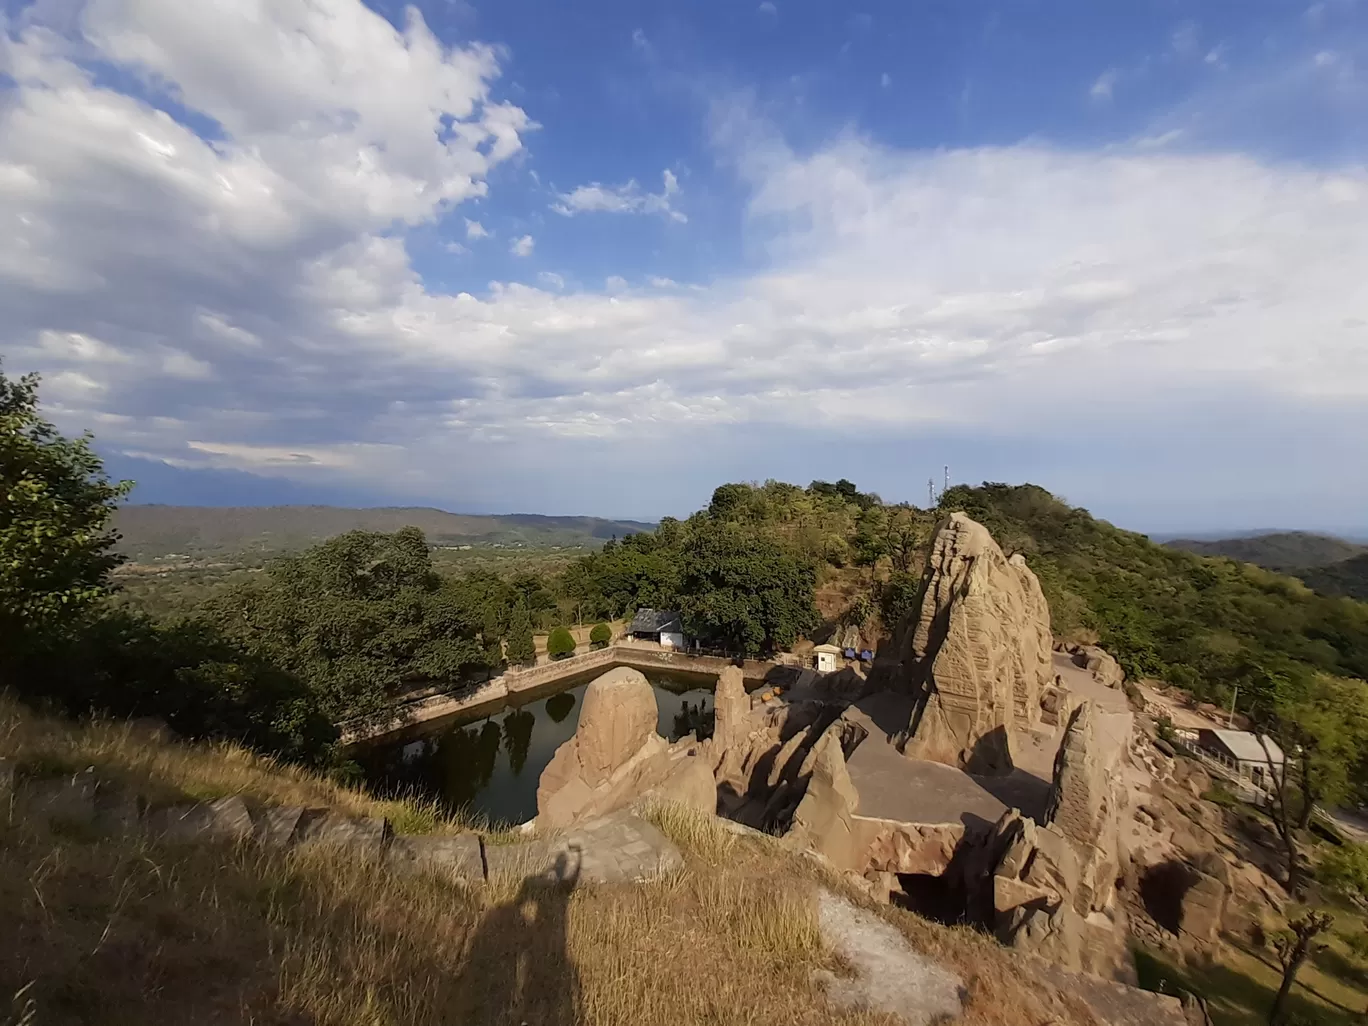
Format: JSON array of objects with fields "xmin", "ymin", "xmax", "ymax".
[
  {"xmin": 1164, "ymin": 531, "xmax": 1367, "ymax": 570},
  {"xmin": 111, "ymin": 505, "xmax": 655, "ymax": 560},
  {"xmin": 1298, "ymin": 553, "xmax": 1368, "ymax": 602}
]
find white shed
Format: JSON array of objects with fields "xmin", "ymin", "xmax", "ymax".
[{"xmin": 813, "ymin": 643, "xmax": 843, "ymax": 673}]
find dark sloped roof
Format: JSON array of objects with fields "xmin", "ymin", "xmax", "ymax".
[{"xmin": 630, "ymin": 608, "xmax": 683, "ymax": 634}]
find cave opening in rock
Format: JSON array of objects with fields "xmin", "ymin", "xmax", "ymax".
[{"xmin": 892, "ymin": 872, "xmax": 974, "ymax": 927}]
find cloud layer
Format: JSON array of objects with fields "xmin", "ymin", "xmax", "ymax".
[{"xmin": 2, "ymin": 0, "xmax": 1367, "ymax": 523}]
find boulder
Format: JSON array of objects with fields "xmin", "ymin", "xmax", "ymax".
[
  {"xmin": 787, "ymin": 729, "xmax": 860, "ymax": 871},
  {"xmin": 252, "ymin": 805, "xmax": 307, "ymax": 848},
  {"xmin": 537, "ymin": 667, "xmax": 716, "ymax": 830},
  {"xmin": 388, "ymin": 833, "xmax": 483, "ymax": 882},
  {"xmin": 293, "ymin": 809, "xmax": 390, "ymax": 856},
  {"xmin": 895, "ymin": 513, "xmax": 1053, "ymax": 775},
  {"xmin": 573, "ymin": 666, "xmax": 660, "ymax": 789},
  {"xmin": 150, "ymin": 796, "xmax": 255, "ymax": 843},
  {"xmin": 1069, "ymin": 644, "xmax": 1125, "ymax": 689}
]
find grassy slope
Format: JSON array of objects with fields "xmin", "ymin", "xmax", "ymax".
[
  {"xmin": 1, "ymin": 698, "xmax": 1100, "ymax": 1026},
  {"xmin": 1165, "ymin": 532, "xmax": 1367, "ymax": 571},
  {"xmin": 111, "ymin": 504, "xmax": 655, "ymax": 560}
]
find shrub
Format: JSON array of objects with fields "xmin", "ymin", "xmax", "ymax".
[
  {"xmin": 504, "ymin": 608, "xmax": 536, "ymax": 666},
  {"xmin": 547, "ymin": 626, "xmax": 576, "ymax": 660},
  {"xmin": 589, "ymin": 622, "xmax": 611, "ymax": 648}
]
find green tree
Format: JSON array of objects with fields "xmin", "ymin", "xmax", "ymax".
[
  {"xmin": 1269, "ymin": 911, "xmax": 1334, "ymax": 1025},
  {"xmin": 677, "ymin": 521, "xmax": 819, "ymax": 657},
  {"xmin": 1317, "ymin": 843, "xmax": 1368, "ymax": 903},
  {"xmin": 589, "ymin": 622, "xmax": 611, "ymax": 648},
  {"xmin": 0, "ymin": 366, "xmax": 131, "ymax": 664},
  {"xmin": 504, "ymin": 606, "xmax": 536, "ymax": 666},
  {"xmin": 547, "ymin": 625, "xmax": 576, "ymax": 660}
]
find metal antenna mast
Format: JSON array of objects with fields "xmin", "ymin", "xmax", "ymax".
[
  {"xmin": 928, "ymin": 478, "xmax": 935, "ymax": 507},
  {"xmin": 943, "ymin": 465, "xmax": 949, "ymax": 496}
]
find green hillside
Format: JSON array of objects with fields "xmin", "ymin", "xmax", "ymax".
[
  {"xmin": 1166, "ymin": 531, "xmax": 1366, "ymax": 571},
  {"xmin": 111, "ymin": 504, "xmax": 654, "ymax": 560},
  {"xmin": 1299, "ymin": 553, "xmax": 1368, "ymax": 603},
  {"xmin": 939, "ymin": 484, "xmax": 1368, "ymax": 703}
]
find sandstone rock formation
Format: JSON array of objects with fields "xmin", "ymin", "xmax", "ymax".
[
  {"xmin": 786, "ymin": 727, "xmax": 860, "ymax": 867},
  {"xmin": 896, "ymin": 512, "xmax": 1053, "ymax": 774},
  {"xmin": 536, "ymin": 667, "xmax": 716, "ymax": 830},
  {"xmin": 1061, "ymin": 642, "xmax": 1125, "ymax": 690},
  {"xmin": 710, "ymin": 665, "xmax": 751, "ymax": 756}
]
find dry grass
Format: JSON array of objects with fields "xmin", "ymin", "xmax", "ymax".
[
  {"xmin": 647, "ymin": 802, "xmax": 1101, "ymax": 1026},
  {"xmin": 0, "ymin": 692, "xmax": 466, "ymax": 834},
  {"xmin": 2, "ymin": 704, "xmax": 1104, "ymax": 1026}
]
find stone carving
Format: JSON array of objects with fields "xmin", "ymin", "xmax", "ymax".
[
  {"xmin": 536, "ymin": 667, "xmax": 716, "ymax": 830},
  {"xmin": 711, "ymin": 665, "xmax": 750, "ymax": 755},
  {"xmin": 896, "ymin": 513, "xmax": 1053, "ymax": 775}
]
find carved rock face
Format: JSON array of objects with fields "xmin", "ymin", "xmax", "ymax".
[{"xmin": 898, "ymin": 513, "xmax": 1053, "ymax": 775}]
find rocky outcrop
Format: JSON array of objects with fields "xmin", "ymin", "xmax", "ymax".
[
  {"xmin": 536, "ymin": 667, "xmax": 716, "ymax": 830},
  {"xmin": 896, "ymin": 513, "xmax": 1053, "ymax": 775},
  {"xmin": 710, "ymin": 665, "xmax": 751, "ymax": 758},
  {"xmin": 1044, "ymin": 701, "xmax": 1127, "ymax": 916},
  {"xmin": 787, "ymin": 728, "xmax": 861, "ymax": 868},
  {"xmin": 1061, "ymin": 642, "xmax": 1125, "ymax": 690}
]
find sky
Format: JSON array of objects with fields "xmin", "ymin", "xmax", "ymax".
[{"xmin": 2, "ymin": 0, "xmax": 1367, "ymax": 534}]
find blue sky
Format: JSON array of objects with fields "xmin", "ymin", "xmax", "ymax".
[{"xmin": 2, "ymin": 0, "xmax": 1367, "ymax": 533}]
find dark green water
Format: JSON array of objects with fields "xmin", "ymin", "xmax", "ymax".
[{"xmin": 356, "ymin": 673, "xmax": 716, "ymax": 826}]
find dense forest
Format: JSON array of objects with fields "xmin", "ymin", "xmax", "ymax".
[{"xmin": 4, "ymin": 363, "xmax": 1366, "ymax": 804}]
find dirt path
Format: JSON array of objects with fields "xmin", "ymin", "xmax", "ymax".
[{"xmin": 813, "ymin": 889, "xmax": 963, "ymax": 1025}]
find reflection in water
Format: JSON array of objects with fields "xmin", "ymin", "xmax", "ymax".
[
  {"xmin": 358, "ymin": 673, "xmax": 716, "ymax": 825},
  {"xmin": 503, "ymin": 709, "xmax": 535, "ymax": 775},
  {"xmin": 544, "ymin": 691, "xmax": 576, "ymax": 723}
]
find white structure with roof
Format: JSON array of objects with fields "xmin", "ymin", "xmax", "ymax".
[
  {"xmin": 628, "ymin": 608, "xmax": 686, "ymax": 649},
  {"xmin": 813, "ymin": 643, "xmax": 843, "ymax": 673},
  {"xmin": 1195, "ymin": 729, "xmax": 1286, "ymax": 789}
]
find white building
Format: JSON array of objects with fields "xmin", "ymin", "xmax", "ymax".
[
  {"xmin": 629, "ymin": 608, "xmax": 686, "ymax": 649},
  {"xmin": 1195, "ymin": 729, "xmax": 1286, "ymax": 789},
  {"xmin": 813, "ymin": 643, "xmax": 843, "ymax": 673}
]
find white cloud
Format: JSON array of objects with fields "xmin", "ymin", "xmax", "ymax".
[
  {"xmin": 1090, "ymin": 69, "xmax": 1119, "ymax": 101},
  {"xmin": 510, "ymin": 233, "xmax": 534, "ymax": 256},
  {"xmin": 465, "ymin": 218, "xmax": 489, "ymax": 239},
  {"xmin": 605, "ymin": 275, "xmax": 628, "ymax": 292},
  {"xmin": 551, "ymin": 169, "xmax": 686, "ymax": 222},
  {"xmin": 538, "ymin": 270, "xmax": 565, "ymax": 289},
  {"xmin": 758, "ymin": 2, "xmax": 777, "ymax": 14},
  {"xmin": 1171, "ymin": 21, "xmax": 1200, "ymax": 58},
  {"xmin": 880, "ymin": 72, "xmax": 892, "ymax": 88},
  {"xmin": 649, "ymin": 276, "xmax": 677, "ymax": 287},
  {"xmin": 3, "ymin": 2, "xmax": 1367, "ymax": 518}
]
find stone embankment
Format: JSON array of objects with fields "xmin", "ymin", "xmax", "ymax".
[{"xmin": 341, "ymin": 642, "xmax": 781, "ymax": 745}]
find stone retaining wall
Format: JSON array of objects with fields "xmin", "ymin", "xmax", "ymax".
[{"xmin": 341, "ymin": 644, "xmax": 780, "ymax": 745}]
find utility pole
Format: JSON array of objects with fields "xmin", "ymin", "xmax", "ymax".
[{"xmin": 1227, "ymin": 682, "xmax": 1239, "ymax": 728}]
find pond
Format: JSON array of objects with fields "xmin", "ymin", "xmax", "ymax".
[{"xmin": 355, "ymin": 672, "xmax": 718, "ymax": 826}]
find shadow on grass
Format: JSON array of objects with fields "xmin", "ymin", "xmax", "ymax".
[{"xmin": 1134, "ymin": 947, "xmax": 1362, "ymax": 1026}]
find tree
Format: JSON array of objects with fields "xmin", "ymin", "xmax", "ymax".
[
  {"xmin": 504, "ymin": 606, "xmax": 536, "ymax": 666},
  {"xmin": 677, "ymin": 522, "xmax": 819, "ymax": 657},
  {"xmin": 1269, "ymin": 910, "xmax": 1334, "ymax": 1025},
  {"xmin": 589, "ymin": 622, "xmax": 611, "ymax": 649},
  {"xmin": 0, "ymin": 366, "xmax": 132, "ymax": 664},
  {"xmin": 883, "ymin": 503, "xmax": 922, "ymax": 574},
  {"xmin": 547, "ymin": 626, "xmax": 576, "ymax": 660},
  {"xmin": 1318, "ymin": 843, "xmax": 1368, "ymax": 904},
  {"xmin": 1281, "ymin": 674, "xmax": 1368, "ymax": 828}
]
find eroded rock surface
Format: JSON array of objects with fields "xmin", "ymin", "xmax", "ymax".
[
  {"xmin": 896, "ymin": 513, "xmax": 1053, "ymax": 775},
  {"xmin": 536, "ymin": 667, "xmax": 716, "ymax": 830}
]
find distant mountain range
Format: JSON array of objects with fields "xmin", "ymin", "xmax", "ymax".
[
  {"xmin": 1165, "ymin": 531, "xmax": 1368, "ymax": 601},
  {"xmin": 112, "ymin": 505, "xmax": 655, "ymax": 560}
]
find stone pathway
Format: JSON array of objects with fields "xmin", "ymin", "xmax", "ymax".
[{"xmin": 813, "ymin": 889, "xmax": 964, "ymax": 1025}]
